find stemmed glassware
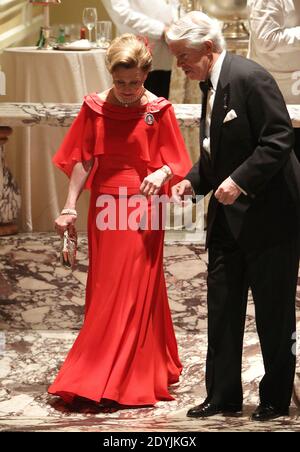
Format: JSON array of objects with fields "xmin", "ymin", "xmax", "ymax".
[{"xmin": 82, "ymin": 7, "xmax": 98, "ymax": 43}]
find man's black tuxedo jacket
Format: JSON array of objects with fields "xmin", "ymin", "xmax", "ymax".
[{"xmin": 186, "ymin": 52, "xmax": 300, "ymax": 250}]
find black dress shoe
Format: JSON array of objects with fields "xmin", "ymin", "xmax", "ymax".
[
  {"xmin": 187, "ymin": 402, "xmax": 242, "ymax": 418},
  {"xmin": 251, "ymin": 404, "xmax": 289, "ymax": 422}
]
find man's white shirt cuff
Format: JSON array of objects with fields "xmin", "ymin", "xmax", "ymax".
[{"xmin": 229, "ymin": 177, "xmax": 247, "ymax": 196}]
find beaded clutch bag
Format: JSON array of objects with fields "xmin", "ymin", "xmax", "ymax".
[{"xmin": 61, "ymin": 226, "xmax": 77, "ymax": 269}]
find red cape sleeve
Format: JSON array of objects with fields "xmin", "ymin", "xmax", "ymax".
[
  {"xmin": 52, "ymin": 102, "xmax": 96, "ymax": 179},
  {"xmin": 150, "ymin": 105, "xmax": 192, "ymax": 196}
]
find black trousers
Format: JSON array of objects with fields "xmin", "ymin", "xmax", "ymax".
[
  {"xmin": 205, "ymin": 207, "xmax": 299, "ymax": 409},
  {"xmin": 144, "ymin": 70, "xmax": 171, "ymax": 99},
  {"xmin": 294, "ymin": 128, "xmax": 300, "ymax": 162}
]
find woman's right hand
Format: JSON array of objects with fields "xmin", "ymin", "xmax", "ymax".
[{"xmin": 55, "ymin": 214, "xmax": 77, "ymax": 236}]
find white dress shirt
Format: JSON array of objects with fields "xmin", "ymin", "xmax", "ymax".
[
  {"xmin": 101, "ymin": 0, "xmax": 179, "ymax": 71},
  {"xmin": 202, "ymin": 50, "xmax": 247, "ymax": 195},
  {"xmin": 202, "ymin": 50, "xmax": 227, "ymax": 154},
  {"xmin": 247, "ymin": 0, "xmax": 300, "ymax": 104}
]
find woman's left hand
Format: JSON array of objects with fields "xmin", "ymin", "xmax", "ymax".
[{"xmin": 140, "ymin": 168, "xmax": 168, "ymax": 196}]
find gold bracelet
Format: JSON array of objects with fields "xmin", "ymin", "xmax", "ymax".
[
  {"xmin": 61, "ymin": 209, "xmax": 77, "ymax": 216},
  {"xmin": 161, "ymin": 165, "xmax": 172, "ymax": 178}
]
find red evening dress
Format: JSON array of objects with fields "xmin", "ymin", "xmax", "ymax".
[{"xmin": 48, "ymin": 94, "xmax": 192, "ymax": 406}]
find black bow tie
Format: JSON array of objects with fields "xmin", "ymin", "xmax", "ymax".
[{"xmin": 199, "ymin": 79, "xmax": 213, "ymax": 94}]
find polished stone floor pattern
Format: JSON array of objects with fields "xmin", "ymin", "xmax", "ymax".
[{"xmin": 0, "ymin": 233, "xmax": 299, "ymax": 432}]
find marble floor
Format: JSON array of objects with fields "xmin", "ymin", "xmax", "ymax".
[{"xmin": 0, "ymin": 233, "xmax": 299, "ymax": 432}]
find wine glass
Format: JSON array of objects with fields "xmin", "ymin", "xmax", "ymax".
[{"xmin": 82, "ymin": 7, "xmax": 98, "ymax": 43}]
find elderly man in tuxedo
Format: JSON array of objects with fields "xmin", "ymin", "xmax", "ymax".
[{"xmin": 166, "ymin": 11, "xmax": 300, "ymax": 421}]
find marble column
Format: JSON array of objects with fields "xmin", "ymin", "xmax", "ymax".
[{"xmin": 0, "ymin": 127, "xmax": 21, "ymax": 236}]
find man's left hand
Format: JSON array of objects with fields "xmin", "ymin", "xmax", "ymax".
[{"xmin": 215, "ymin": 177, "xmax": 241, "ymax": 205}]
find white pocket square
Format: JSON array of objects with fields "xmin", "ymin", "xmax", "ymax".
[{"xmin": 223, "ymin": 109, "xmax": 237, "ymax": 123}]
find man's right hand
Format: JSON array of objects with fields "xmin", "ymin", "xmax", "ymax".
[{"xmin": 171, "ymin": 179, "xmax": 194, "ymax": 203}]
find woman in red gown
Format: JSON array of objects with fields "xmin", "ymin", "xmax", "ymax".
[{"xmin": 48, "ymin": 34, "xmax": 192, "ymax": 407}]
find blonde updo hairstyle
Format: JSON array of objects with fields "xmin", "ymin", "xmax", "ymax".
[{"xmin": 105, "ymin": 33, "xmax": 152, "ymax": 74}]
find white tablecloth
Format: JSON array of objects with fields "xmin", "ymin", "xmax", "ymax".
[{"xmin": 2, "ymin": 47, "xmax": 111, "ymax": 231}]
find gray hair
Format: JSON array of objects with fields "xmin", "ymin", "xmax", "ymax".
[{"xmin": 166, "ymin": 11, "xmax": 225, "ymax": 52}]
